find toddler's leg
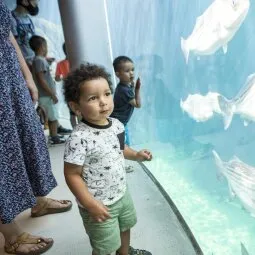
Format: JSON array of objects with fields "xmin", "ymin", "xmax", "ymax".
[
  {"xmin": 116, "ymin": 229, "xmax": 130, "ymax": 255},
  {"xmin": 48, "ymin": 120, "xmax": 58, "ymax": 137}
]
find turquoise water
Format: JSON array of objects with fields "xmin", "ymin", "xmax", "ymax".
[{"xmin": 107, "ymin": 1, "xmax": 255, "ymax": 254}]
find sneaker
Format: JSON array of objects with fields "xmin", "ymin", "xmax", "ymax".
[
  {"xmin": 57, "ymin": 125, "xmax": 72, "ymax": 135},
  {"xmin": 128, "ymin": 246, "xmax": 152, "ymax": 255},
  {"xmin": 125, "ymin": 165, "xmax": 134, "ymax": 173},
  {"xmin": 50, "ymin": 136, "xmax": 65, "ymax": 145}
]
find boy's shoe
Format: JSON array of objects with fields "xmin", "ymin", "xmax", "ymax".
[
  {"xmin": 128, "ymin": 246, "xmax": 152, "ymax": 255},
  {"xmin": 57, "ymin": 125, "xmax": 72, "ymax": 135},
  {"xmin": 116, "ymin": 246, "xmax": 152, "ymax": 255},
  {"xmin": 125, "ymin": 165, "xmax": 134, "ymax": 173},
  {"xmin": 50, "ymin": 136, "xmax": 65, "ymax": 145}
]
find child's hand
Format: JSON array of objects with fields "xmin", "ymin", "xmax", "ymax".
[
  {"xmin": 136, "ymin": 149, "xmax": 152, "ymax": 162},
  {"xmin": 51, "ymin": 95, "xmax": 58, "ymax": 104},
  {"xmin": 87, "ymin": 200, "xmax": 110, "ymax": 222},
  {"xmin": 46, "ymin": 57, "xmax": 55, "ymax": 64},
  {"xmin": 135, "ymin": 77, "xmax": 141, "ymax": 90}
]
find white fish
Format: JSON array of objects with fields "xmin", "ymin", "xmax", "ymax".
[
  {"xmin": 218, "ymin": 74, "xmax": 255, "ymax": 130},
  {"xmin": 241, "ymin": 243, "xmax": 250, "ymax": 255},
  {"xmin": 180, "ymin": 92, "xmax": 221, "ymax": 122},
  {"xmin": 212, "ymin": 150, "xmax": 255, "ymax": 217},
  {"xmin": 181, "ymin": 0, "xmax": 250, "ymax": 63},
  {"xmin": 181, "ymin": 74, "xmax": 255, "ymax": 130}
]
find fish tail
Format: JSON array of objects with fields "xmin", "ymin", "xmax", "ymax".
[
  {"xmin": 181, "ymin": 37, "xmax": 189, "ymax": 64},
  {"xmin": 217, "ymin": 95, "xmax": 235, "ymax": 130}
]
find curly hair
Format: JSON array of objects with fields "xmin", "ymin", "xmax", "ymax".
[
  {"xmin": 113, "ymin": 56, "xmax": 133, "ymax": 72},
  {"xmin": 64, "ymin": 63, "xmax": 113, "ymax": 103}
]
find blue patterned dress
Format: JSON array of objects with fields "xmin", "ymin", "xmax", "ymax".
[{"xmin": 0, "ymin": 0, "xmax": 57, "ymax": 224}]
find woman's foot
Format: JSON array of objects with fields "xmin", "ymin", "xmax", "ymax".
[
  {"xmin": 5, "ymin": 232, "xmax": 53, "ymax": 254},
  {"xmin": 31, "ymin": 198, "xmax": 72, "ymax": 217}
]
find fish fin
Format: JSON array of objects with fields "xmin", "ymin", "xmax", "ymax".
[
  {"xmin": 222, "ymin": 44, "xmax": 228, "ymax": 54},
  {"xmin": 181, "ymin": 37, "xmax": 189, "ymax": 64},
  {"xmin": 180, "ymin": 99, "xmax": 184, "ymax": 112},
  {"xmin": 217, "ymin": 95, "xmax": 234, "ymax": 130},
  {"xmin": 212, "ymin": 150, "xmax": 224, "ymax": 180},
  {"xmin": 241, "ymin": 242, "xmax": 250, "ymax": 255},
  {"xmin": 212, "ymin": 150, "xmax": 221, "ymax": 165},
  {"xmin": 228, "ymin": 182, "xmax": 236, "ymax": 198}
]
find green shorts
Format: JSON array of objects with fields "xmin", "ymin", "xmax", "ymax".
[{"xmin": 79, "ymin": 189, "xmax": 137, "ymax": 255}]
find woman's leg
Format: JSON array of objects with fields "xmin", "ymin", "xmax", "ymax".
[{"xmin": 0, "ymin": 219, "xmax": 53, "ymax": 254}]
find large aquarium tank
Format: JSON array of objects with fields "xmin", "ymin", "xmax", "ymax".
[
  {"xmin": 107, "ymin": 1, "xmax": 255, "ymax": 254},
  {"xmin": 5, "ymin": 0, "xmax": 255, "ymax": 253}
]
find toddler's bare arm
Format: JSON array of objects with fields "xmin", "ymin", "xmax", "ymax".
[
  {"xmin": 64, "ymin": 162, "xmax": 110, "ymax": 222},
  {"xmin": 123, "ymin": 146, "xmax": 152, "ymax": 161}
]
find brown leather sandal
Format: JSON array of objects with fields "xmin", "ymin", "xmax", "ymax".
[
  {"xmin": 31, "ymin": 198, "xmax": 72, "ymax": 218},
  {"xmin": 4, "ymin": 232, "xmax": 53, "ymax": 255}
]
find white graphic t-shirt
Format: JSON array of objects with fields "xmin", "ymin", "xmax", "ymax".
[{"xmin": 64, "ymin": 118, "xmax": 126, "ymax": 206}]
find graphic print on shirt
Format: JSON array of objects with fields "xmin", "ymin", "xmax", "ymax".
[{"xmin": 64, "ymin": 118, "xmax": 126, "ymax": 206}]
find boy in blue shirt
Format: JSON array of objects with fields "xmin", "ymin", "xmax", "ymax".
[{"xmin": 111, "ymin": 56, "xmax": 141, "ymax": 172}]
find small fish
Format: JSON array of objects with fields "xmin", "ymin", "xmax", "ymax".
[
  {"xmin": 181, "ymin": 74, "xmax": 255, "ymax": 130},
  {"xmin": 212, "ymin": 150, "xmax": 255, "ymax": 217},
  {"xmin": 180, "ymin": 92, "xmax": 221, "ymax": 122},
  {"xmin": 181, "ymin": 0, "xmax": 250, "ymax": 64}
]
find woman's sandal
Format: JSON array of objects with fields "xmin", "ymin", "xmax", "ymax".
[
  {"xmin": 4, "ymin": 232, "xmax": 53, "ymax": 255},
  {"xmin": 31, "ymin": 198, "xmax": 72, "ymax": 218}
]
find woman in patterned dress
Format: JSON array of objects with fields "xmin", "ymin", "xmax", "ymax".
[{"xmin": 0, "ymin": 1, "xmax": 71, "ymax": 254}]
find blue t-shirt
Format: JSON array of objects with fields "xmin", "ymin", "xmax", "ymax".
[
  {"xmin": 111, "ymin": 83, "xmax": 135, "ymax": 125},
  {"xmin": 11, "ymin": 11, "xmax": 35, "ymax": 64}
]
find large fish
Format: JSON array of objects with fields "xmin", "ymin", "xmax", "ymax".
[
  {"xmin": 212, "ymin": 150, "xmax": 255, "ymax": 217},
  {"xmin": 181, "ymin": 0, "xmax": 250, "ymax": 64}
]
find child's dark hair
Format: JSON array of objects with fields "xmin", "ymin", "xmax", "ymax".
[
  {"xmin": 64, "ymin": 63, "xmax": 113, "ymax": 103},
  {"xmin": 17, "ymin": 0, "xmax": 24, "ymax": 5},
  {"xmin": 113, "ymin": 56, "xmax": 133, "ymax": 72},
  {"xmin": 29, "ymin": 35, "xmax": 46, "ymax": 53}
]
